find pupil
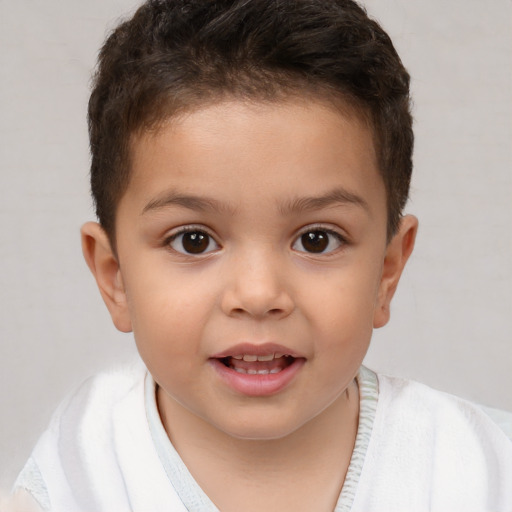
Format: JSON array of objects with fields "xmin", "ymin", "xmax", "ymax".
[
  {"xmin": 183, "ymin": 232, "xmax": 209, "ymax": 253},
  {"xmin": 302, "ymin": 231, "xmax": 328, "ymax": 253}
]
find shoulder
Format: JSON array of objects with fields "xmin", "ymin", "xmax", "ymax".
[
  {"xmin": 353, "ymin": 370, "xmax": 512, "ymax": 511},
  {"xmin": 40, "ymin": 359, "xmax": 148, "ymax": 451},
  {"xmin": 374, "ymin": 372, "xmax": 512, "ymax": 466},
  {"xmin": 56, "ymin": 359, "xmax": 147, "ymax": 418},
  {"xmin": 13, "ymin": 360, "xmax": 150, "ymax": 511},
  {"xmin": 15, "ymin": 360, "xmax": 186, "ymax": 512},
  {"xmin": 376, "ymin": 372, "xmax": 512, "ymax": 444}
]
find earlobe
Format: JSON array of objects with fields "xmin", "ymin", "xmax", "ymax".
[
  {"xmin": 81, "ymin": 222, "xmax": 132, "ymax": 333},
  {"xmin": 373, "ymin": 215, "xmax": 418, "ymax": 328}
]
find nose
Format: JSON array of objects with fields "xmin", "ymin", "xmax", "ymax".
[{"xmin": 220, "ymin": 248, "xmax": 295, "ymax": 320}]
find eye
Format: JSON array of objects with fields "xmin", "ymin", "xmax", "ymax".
[
  {"xmin": 168, "ymin": 229, "xmax": 219, "ymax": 255},
  {"xmin": 292, "ymin": 229, "xmax": 345, "ymax": 254}
]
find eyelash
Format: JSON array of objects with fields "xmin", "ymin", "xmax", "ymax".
[
  {"xmin": 164, "ymin": 224, "xmax": 348, "ymax": 256},
  {"xmin": 165, "ymin": 225, "xmax": 220, "ymax": 256},
  {"xmin": 292, "ymin": 225, "xmax": 348, "ymax": 255}
]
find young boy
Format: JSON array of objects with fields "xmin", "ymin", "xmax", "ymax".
[{"xmin": 11, "ymin": 0, "xmax": 512, "ymax": 510}]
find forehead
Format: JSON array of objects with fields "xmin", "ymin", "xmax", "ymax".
[{"xmin": 123, "ymin": 98, "xmax": 385, "ymax": 222}]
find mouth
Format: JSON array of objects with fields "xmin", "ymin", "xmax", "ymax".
[
  {"xmin": 210, "ymin": 344, "xmax": 305, "ymax": 396},
  {"xmin": 219, "ymin": 353, "xmax": 296, "ymax": 375}
]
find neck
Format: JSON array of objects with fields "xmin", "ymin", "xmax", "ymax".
[{"xmin": 157, "ymin": 380, "xmax": 359, "ymax": 512}]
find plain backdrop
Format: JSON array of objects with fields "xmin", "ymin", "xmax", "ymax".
[{"xmin": 1, "ymin": 0, "xmax": 511, "ymax": 490}]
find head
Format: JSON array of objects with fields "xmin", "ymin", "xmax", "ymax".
[
  {"xmin": 82, "ymin": 0, "xmax": 417, "ymax": 441},
  {"xmin": 88, "ymin": 0, "xmax": 413, "ymax": 246}
]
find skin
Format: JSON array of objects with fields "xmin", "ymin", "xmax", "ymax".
[
  {"xmin": 2, "ymin": 491, "xmax": 43, "ymax": 512},
  {"xmin": 82, "ymin": 98, "xmax": 417, "ymax": 511}
]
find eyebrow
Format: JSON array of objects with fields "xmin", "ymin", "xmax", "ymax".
[
  {"xmin": 141, "ymin": 187, "xmax": 369, "ymax": 216},
  {"xmin": 142, "ymin": 192, "xmax": 236, "ymax": 215},
  {"xmin": 278, "ymin": 187, "xmax": 370, "ymax": 215}
]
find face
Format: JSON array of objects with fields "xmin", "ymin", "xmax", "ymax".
[{"xmin": 84, "ymin": 99, "xmax": 415, "ymax": 441}]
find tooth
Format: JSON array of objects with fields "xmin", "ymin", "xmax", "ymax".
[
  {"xmin": 257, "ymin": 369, "xmax": 270, "ymax": 375},
  {"xmin": 270, "ymin": 368, "xmax": 281, "ymax": 374},
  {"xmin": 247, "ymin": 369, "xmax": 257, "ymax": 374},
  {"xmin": 243, "ymin": 355, "xmax": 258, "ymax": 362},
  {"xmin": 274, "ymin": 353, "xmax": 284, "ymax": 359},
  {"xmin": 232, "ymin": 355, "xmax": 243, "ymax": 360},
  {"xmin": 234, "ymin": 367, "xmax": 247, "ymax": 374},
  {"xmin": 257, "ymin": 354, "xmax": 274, "ymax": 362}
]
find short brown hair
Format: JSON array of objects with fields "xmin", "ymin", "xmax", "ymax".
[{"xmin": 88, "ymin": 0, "xmax": 413, "ymax": 243}]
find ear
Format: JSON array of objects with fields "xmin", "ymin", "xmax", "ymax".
[
  {"xmin": 373, "ymin": 215, "xmax": 418, "ymax": 328},
  {"xmin": 81, "ymin": 222, "xmax": 132, "ymax": 333}
]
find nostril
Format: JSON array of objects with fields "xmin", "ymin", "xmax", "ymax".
[
  {"xmin": 229, "ymin": 307, "xmax": 283, "ymax": 317},
  {"xmin": 221, "ymin": 286, "xmax": 294, "ymax": 319}
]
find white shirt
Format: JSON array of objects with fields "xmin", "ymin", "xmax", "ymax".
[{"xmin": 13, "ymin": 361, "xmax": 512, "ymax": 511}]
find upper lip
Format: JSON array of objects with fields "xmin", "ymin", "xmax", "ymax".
[{"xmin": 211, "ymin": 342, "xmax": 303, "ymax": 359}]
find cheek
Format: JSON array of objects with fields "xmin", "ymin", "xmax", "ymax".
[
  {"xmin": 124, "ymin": 269, "xmax": 218, "ymax": 359},
  {"xmin": 301, "ymin": 262, "xmax": 381, "ymax": 323},
  {"xmin": 297, "ymin": 260, "xmax": 382, "ymax": 354}
]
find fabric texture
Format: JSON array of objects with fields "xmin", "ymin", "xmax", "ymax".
[
  {"xmin": 480, "ymin": 405, "xmax": 512, "ymax": 441},
  {"xmin": 351, "ymin": 374, "xmax": 512, "ymax": 511},
  {"xmin": 13, "ymin": 361, "xmax": 512, "ymax": 511}
]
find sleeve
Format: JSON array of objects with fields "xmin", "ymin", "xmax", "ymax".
[{"xmin": 11, "ymin": 457, "xmax": 50, "ymax": 512}]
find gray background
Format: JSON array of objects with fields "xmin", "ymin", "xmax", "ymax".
[{"xmin": 1, "ymin": 0, "xmax": 511, "ymax": 490}]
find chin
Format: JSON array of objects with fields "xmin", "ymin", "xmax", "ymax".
[{"xmin": 214, "ymin": 415, "xmax": 308, "ymax": 442}]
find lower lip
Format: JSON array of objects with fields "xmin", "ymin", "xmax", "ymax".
[{"xmin": 209, "ymin": 358, "xmax": 305, "ymax": 397}]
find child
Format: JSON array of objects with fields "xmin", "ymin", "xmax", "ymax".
[{"xmin": 11, "ymin": 0, "xmax": 512, "ymax": 510}]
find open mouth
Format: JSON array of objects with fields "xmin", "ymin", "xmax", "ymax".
[
  {"xmin": 218, "ymin": 353, "xmax": 296, "ymax": 375},
  {"xmin": 211, "ymin": 348, "xmax": 305, "ymax": 396}
]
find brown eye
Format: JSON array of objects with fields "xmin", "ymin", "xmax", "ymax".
[
  {"xmin": 301, "ymin": 231, "xmax": 328, "ymax": 253},
  {"xmin": 170, "ymin": 230, "xmax": 219, "ymax": 255},
  {"xmin": 293, "ymin": 229, "xmax": 344, "ymax": 254}
]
